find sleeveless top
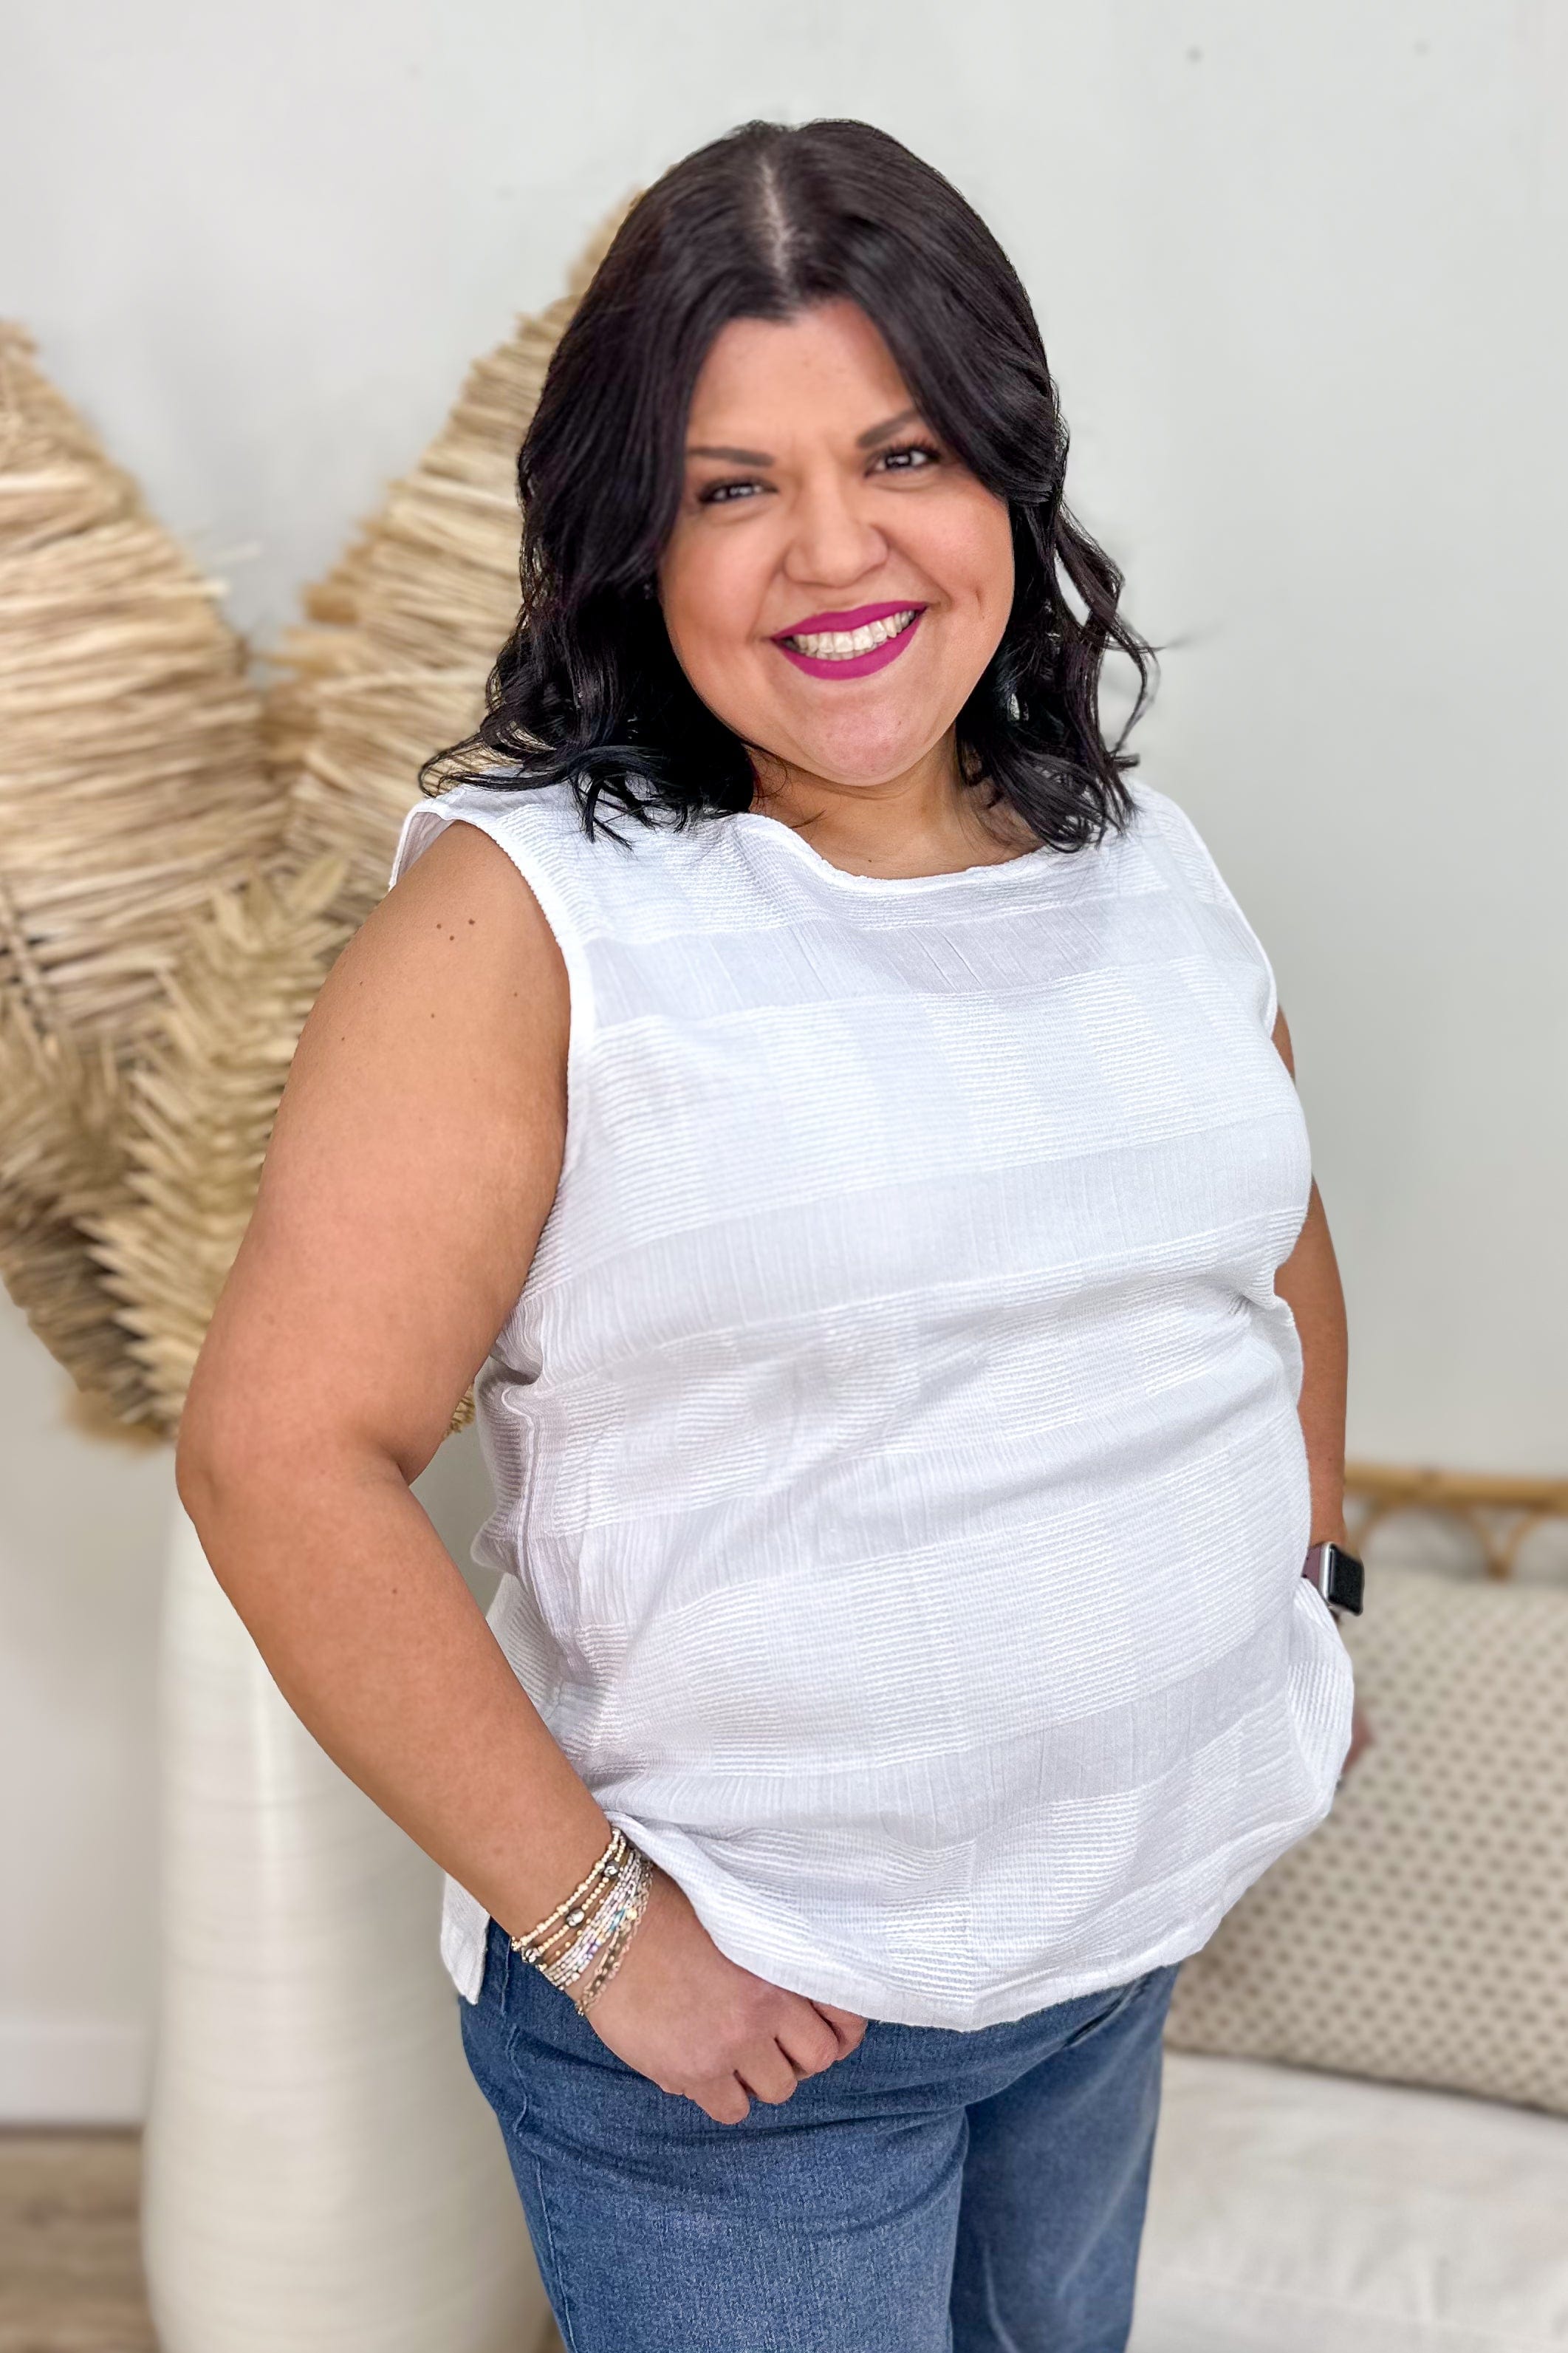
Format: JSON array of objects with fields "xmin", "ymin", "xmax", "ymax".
[{"xmin": 388, "ymin": 774, "xmax": 1354, "ymax": 2031}]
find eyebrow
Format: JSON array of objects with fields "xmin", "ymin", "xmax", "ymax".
[
  {"xmin": 855, "ymin": 406, "xmax": 921, "ymax": 449},
  {"xmin": 684, "ymin": 409, "xmax": 925, "ymax": 468}
]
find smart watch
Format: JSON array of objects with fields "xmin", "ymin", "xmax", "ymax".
[{"xmin": 1301, "ymin": 1539, "xmax": 1365, "ymax": 1618}]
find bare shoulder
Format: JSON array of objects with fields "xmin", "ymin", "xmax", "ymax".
[
  {"xmin": 279, "ymin": 813, "xmax": 571, "ymax": 1198},
  {"xmin": 301, "ymin": 811, "xmax": 568, "ymax": 1089},
  {"xmin": 352, "ymin": 812, "xmax": 569, "ymax": 1014}
]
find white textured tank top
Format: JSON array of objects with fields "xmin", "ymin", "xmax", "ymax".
[{"xmin": 388, "ymin": 775, "xmax": 1353, "ymax": 2030}]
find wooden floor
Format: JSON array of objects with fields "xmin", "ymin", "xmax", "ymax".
[
  {"xmin": 0, "ymin": 2131, "xmax": 157, "ymax": 2352},
  {"xmin": 0, "ymin": 2131, "xmax": 568, "ymax": 2352}
]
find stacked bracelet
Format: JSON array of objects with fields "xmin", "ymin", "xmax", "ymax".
[
  {"xmin": 510, "ymin": 1827, "xmax": 654, "ymax": 2016},
  {"xmin": 570, "ymin": 1845, "xmax": 653, "ymax": 2015}
]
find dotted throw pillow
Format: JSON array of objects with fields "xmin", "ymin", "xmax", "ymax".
[{"xmin": 1165, "ymin": 1563, "xmax": 1568, "ymax": 2114}]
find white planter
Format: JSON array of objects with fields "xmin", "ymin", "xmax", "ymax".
[{"xmin": 141, "ymin": 1501, "xmax": 551, "ymax": 2353}]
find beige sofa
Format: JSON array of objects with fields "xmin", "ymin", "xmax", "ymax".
[
  {"xmin": 1134, "ymin": 1466, "xmax": 1568, "ymax": 2353},
  {"xmin": 1134, "ymin": 2050, "xmax": 1568, "ymax": 2351}
]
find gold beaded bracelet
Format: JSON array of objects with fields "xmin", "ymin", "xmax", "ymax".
[
  {"xmin": 572, "ymin": 1852, "xmax": 652, "ymax": 2015},
  {"xmin": 510, "ymin": 1828, "xmax": 631, "ymax": 1969},
  {"xmin": 509, "ymin": 1827, "xmax": 654, "ymax": 2013}
]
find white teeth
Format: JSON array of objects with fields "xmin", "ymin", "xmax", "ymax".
[{"xmin": 784, "ymin": 608, "xmax": 918, "ymax": 659}]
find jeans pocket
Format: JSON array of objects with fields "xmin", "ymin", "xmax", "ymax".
[{"xmin": 1058, "ymin": 1971, "xmax": 1149, "ymax": 2052}]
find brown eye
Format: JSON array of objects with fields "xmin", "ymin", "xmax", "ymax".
[
  {"xmin": 874, "ymin": 440, "xmax": 942, "ymax": 473},
  {"xmin": 698, "ymin": 478, "xmax": 767, "ymax": 505}
]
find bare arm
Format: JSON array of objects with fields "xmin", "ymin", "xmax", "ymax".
[
  {"xmin": 1269, "ymin": 1005, "xmax": 1370, "ymax": 1770},
  {"xmin": 176, "ymin": 819, "xmax": 862, "ymax": 2120},
  {"xmin": 1269, "ymin": 1007, "xmax": 1349, "ymax": 1548}
]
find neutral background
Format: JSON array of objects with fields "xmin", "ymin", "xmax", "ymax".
[{"xmin": 3, "ymin": 0, "xmax": 1564, "ymax": 2118}]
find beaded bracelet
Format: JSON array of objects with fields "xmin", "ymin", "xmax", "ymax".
[
  {"xmin": 572, "ymin": 1847, "xmax": 653, "ymax": 2015},
  {"xmin": 509, "ymin": 1827, "xmax": 654, "ymax": 2014},
  {"xmin": 510, "ymin": 1827, "xmax": 631, "ymax": 1970}
]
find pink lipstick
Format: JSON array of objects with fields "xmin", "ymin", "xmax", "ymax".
[{"xmin": 771, "ymin": 601, "xmax": 926, "ymax": 682}]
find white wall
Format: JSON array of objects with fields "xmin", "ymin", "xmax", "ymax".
[{"xmin": 3, "ymin": 0, "xmax": 1564, "ymax": 2115}]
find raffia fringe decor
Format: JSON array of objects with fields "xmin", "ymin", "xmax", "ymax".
[
  {"xmin": 1, "ymin": 214, "xmax": 627, "ymax": 1437},
  {"xmin": 0, "ymin": 326, "xmax": 287, "ymax": 1423},
  {"xmin": 0, "ymin": 981, "xmax": 150, "ymax": 1421},
  {"xmin": 0, "ymin": 326, "xmax": 284, "ymax": 1048},
  {"xmin": 273, "ymin": 208, "xmax": 627, "ymax": 930},
  {"xmin": 81, "ymin": 857, "xmax": 353, "ymax": 1435}
]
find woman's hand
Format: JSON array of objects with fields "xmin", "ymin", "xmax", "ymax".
[{"xmin": 583, "ymin": 1866, "xmax": 866, "ymax": 2124}]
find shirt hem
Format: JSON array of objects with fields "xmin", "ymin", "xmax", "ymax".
[{"xmin": 436, "ymin": 1840, "xmax": 1318, "ymax": 2032}]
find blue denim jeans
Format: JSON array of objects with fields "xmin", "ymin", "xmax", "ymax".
[{"xmin": 459, "ymin": 1914, "xmax": 1180, "ymax": 2352}]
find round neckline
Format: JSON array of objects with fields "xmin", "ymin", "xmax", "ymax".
[{"xmin": 733, "ymin": 808, "xmax": 1051, "ymax": 892}]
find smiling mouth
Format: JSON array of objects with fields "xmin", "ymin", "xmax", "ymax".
[{"xmin": 772, "ymin": 601, "xmax": 926, "ymax": 680}]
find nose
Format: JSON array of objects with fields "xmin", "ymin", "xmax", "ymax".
[{"xmin": 782, "ymin": 466, "xmax": 889, "ymax": 591}]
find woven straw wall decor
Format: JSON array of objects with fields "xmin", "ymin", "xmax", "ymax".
[
  {"xmin": 99, "ymin": 219, "xmax": 625, "ymax": 1434},
  {"xmin": 0, "ymin": 327, "xmax": 288, "ymax": 1424},
  {"xmin": 0, "ymin": 988, "xmax": 146, "ymax": 1421},
  {"xmin": 82, "ymin": 854, "xmax": 352, "ymax": 1435},
  {"xmin": 1, "ymin": 215, "xmax": 626, "ymax": 1440},
  {"xmin": 0, "ymin": 326, "xmax": 283, "ymax": 1048},
  {"xmin": 271, "ymin": 210, "xmax": 624, "ymax": 932}
]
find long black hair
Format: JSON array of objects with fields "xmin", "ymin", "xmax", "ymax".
[{"xmin": 423, "ymin": 118, "xmax": 1155, "ymax": 851}]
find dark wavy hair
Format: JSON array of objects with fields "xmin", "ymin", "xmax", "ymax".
[{"xmin": 423, "ymin": 117, "xmax": 1156, "ymax": 851}]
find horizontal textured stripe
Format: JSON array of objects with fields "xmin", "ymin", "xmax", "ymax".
[{"xmin": 389, "ymin": 778, "xmax": 1353, "ymax": 2027}]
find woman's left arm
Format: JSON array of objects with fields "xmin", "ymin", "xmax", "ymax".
[
  {"xmin": 1269, "ymin": 1008, "xmax": 1349, "ymax": 1549},
  {"xmin": 1270, "ymin": 1005, "xmax": 1372, "ymax": 1772}
]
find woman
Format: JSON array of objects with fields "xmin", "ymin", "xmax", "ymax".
[{"xmin": 179, "ymin": 119, "xmax": 1360, "ymax": 2352}]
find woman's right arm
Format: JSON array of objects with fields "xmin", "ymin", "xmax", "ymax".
[{"xmin": 175, "ymin": 819, "xmax": 863, "ymax": 2122}]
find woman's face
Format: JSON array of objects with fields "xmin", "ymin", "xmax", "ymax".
[{"xmin": 658, "ymin": 299, "xmax": 1015, "ymax": 793}]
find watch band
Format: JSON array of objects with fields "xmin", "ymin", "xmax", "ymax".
[{"xmin": 1302, "ymin": 1539, "xmax": 1366, "ymax": 1616}]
